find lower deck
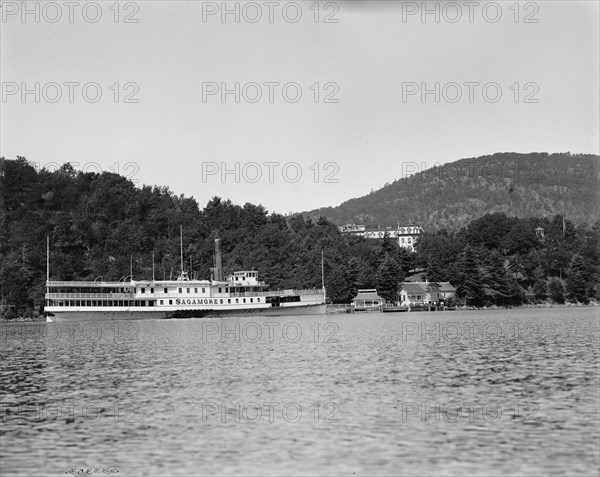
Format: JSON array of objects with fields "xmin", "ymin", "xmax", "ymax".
[{"xmin": 46, "ymin": 303, "xmax": 327, "ymax": 322}]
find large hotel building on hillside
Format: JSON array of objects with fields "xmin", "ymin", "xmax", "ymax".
[{"xmin": 338, "ymin": 224, "xmax": 424, "ymax": 252}]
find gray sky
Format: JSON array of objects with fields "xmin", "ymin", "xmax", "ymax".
[{"xmin": 1, "ymin": 1, "xmax": 598, "ymax": 214}]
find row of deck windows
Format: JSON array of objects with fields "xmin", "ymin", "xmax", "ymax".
[
  {"xmin": 135, "ymin": 287, "xmax": 256, "ymax": 294},
  {"xmin": 158, "ymin": 298, "xmax": 260, "ymax": 305},
  {"xmin": 173, "ymin": 287, "xmax": 244, "ymax": 294},
  {"xmin": 49, "ymin": 294, "xmax": 270, "ymax": 307},
  {"xmin": 48, "ymin": 296, "xmax": 264, "ymax": 307},
  {"xmin": 49, "ymin": 287, "xmax": 132, "ymax": 294},
  {"xmin": 47, "ymin": 300, "xmax": 154, "ymax": 307},
  {"xmin": 178, "ymin": 287, "xmax": 207, "ymax": 294},
  {"xmin": 50, "ymin": 286, "xmax": 261, "ymax": 295}
]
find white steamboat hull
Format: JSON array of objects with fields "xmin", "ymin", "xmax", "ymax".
[
  {"xmin": 46, "ymin": 310, "xmax": 168, "ymax": 322},
  {"xmin": 46, "ymin": 303, "xmax": 327, "ymax": 322}
]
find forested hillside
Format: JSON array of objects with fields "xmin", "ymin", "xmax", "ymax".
[
  {"xmin": 1, "ymin": 157, "xmax": 598, "ymax": 319},
  {"xmin": 304, "ymin": 152, "xmax": 599, "ymax": 230}
]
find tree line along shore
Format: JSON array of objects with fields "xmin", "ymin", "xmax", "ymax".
[{"xmin": 1, "ymin": 158, "xmax": 598, "ymax": 320}]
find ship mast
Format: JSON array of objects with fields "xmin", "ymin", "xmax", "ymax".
[
  {"xmin": 321, "ymin": 250, "xmax": 325, "ymax": 290},
  {"xmin": 46, "ymin": 235, "xmax": 50, "ymax": 282},
  {"xmin": 177, "ymin": 224, "xmax": 189, "ymax": 280},
  {"xmin": 180, "ymin": 224, "xmax": 184, "ymax": 273}
]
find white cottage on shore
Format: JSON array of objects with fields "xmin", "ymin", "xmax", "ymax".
[{"xmin": 399, "ymin": 282, "xmax": 456, "ymax": 306}]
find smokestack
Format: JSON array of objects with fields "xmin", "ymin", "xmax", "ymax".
[{"xmin": 214, "ymin": 238, "xmax": 223, "ymax": 281}]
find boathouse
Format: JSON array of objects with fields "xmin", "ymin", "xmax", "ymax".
[{"xmin": 352, "ymin": 289, "xmax": 385, "ymax": 311}]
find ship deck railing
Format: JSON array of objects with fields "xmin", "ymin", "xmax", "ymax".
[
  {"xmin": 45, "ymin": 288, "xmax": 325, "ymax": 300},
  {"xmin": 227, "ymin": 289, "xmax": 323, "ymax": 298},
  {"xmin": 46, "ymin": 281, "xmax": 305, "ymax": 292},
  {"xmin": 46, "ymin": 293, "xmax": 134, "ymax": 299},
  {"xmin": 47, "ymin": 281, "xmax": 127, "ymax": 287}
]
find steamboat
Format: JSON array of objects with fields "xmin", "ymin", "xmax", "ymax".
[{"xmin": 45, "ymin": 238, "xmax": 326, "ymax": 322}]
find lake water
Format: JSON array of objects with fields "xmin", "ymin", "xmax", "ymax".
[{"xmin": 1, "ymin": 307, "xmax": 599, "ymax": 476}]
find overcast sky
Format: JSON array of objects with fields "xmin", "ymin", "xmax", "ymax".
[{"xmin": 1, "ymin": 1, "xmax": 598, "ymax": 214}]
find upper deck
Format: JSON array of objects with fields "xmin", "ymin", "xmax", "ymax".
[
  {"xmin": 45, "ymin": 269, "xmax": 272, "ymax": 303},
  {"xmin": 46, "ymin": 269, "xmax": 267, "ymax": 289}
]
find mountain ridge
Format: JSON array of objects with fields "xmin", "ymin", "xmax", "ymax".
[{"xmin": 303, "ymin": 152, "xmax": 599, "ymax": 230}]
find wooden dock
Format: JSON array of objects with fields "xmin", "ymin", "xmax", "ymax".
[{"xmin": 326, "ymin": 304, "xmax": 456, "ymax": 314}]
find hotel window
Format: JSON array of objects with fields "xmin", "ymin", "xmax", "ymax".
[
  {"xmin": 220, "ymin": 299, "xmax": 223, "ymax": 304},
  {"xmin": 178, "ymin": 288, "xmax": 182, "ymax": 293},
  {"xmin": 218, "ymin": 288, "xmax": 222, "ymax": 293},
  {"xmin": 236, "ymin": 299, "xmax": 239, "ymax": 303},
  {"xmin": 160, "ymin": 300, "xmax": 163, "ymax": 305},
  {"xmin": 225, "ymin": 288, "xmax": 228, "ymax": 292},
  {"xmin": 141, "ymin": 288, "xmax": 145, "ymax": 293},
  {"xmin": 228, "ymin": 299, "xmax": 231, "ymax": 304},
  {"xmin": 202, "ymin": 288, "xmax": 205, "ymax": 293},
  {"xmin": 187, "ymin": 288, "xmax": 190, "ymax": 293},
  {"xmin": 250, "ymin": 298, "xmax": 253, "ymax": 303},
  {"xmin": 194, "ymin": 288, "xmax": 198, "ymax": 293},
  {"xmin": 164, "ymin": 288, "xmax": 168, "ymax": 294},
  {"xmin": 257, "ymin": 298, "xmax": 260, "ymax": 302},
  {"xmin": 151, "ymin": 288, "xmax": 154, "ymax": 293},
  {"xmin": 243, "ymin": 298, "xmax": 246, "ymax": 303},
  {"xmin": 169, "ymin": 300, "xmax": 173, "ymax": 305}
]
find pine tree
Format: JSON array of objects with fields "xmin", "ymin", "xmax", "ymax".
[
  {"xmin": 344, "ymin": 257, "xmax": 362, "ymax": 302},
  {"xmin": 382, "ymin": 231, "xmax": 395, "ymax": 255},
  {"xmin": 508, "ymin": 277, "xmax": 526, "ymax": 306},
  {"xmin": 456, "ymin": 246, "xmax": 484, "ymax": 306},
  {"xmin": 532, "ymin": 266, "xmax": 547, "ymax": 301},
  {"xmin": 548, "ymin": 277, "xmax": 565, "ymax": 304},
  {"xmin": 425, "ymin": 258, "xmax": 444, "ymax": 287},
  {"xmin": 566, "ymin": 254, "xmax": 590, "ymax": 303},
  {"xmin": 487, "ymin": 253, "xmax": 511, "ymax": 305},
  {"xmin": 376, "ymin": 255, "xmax": 402, "ymax": 302}
]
